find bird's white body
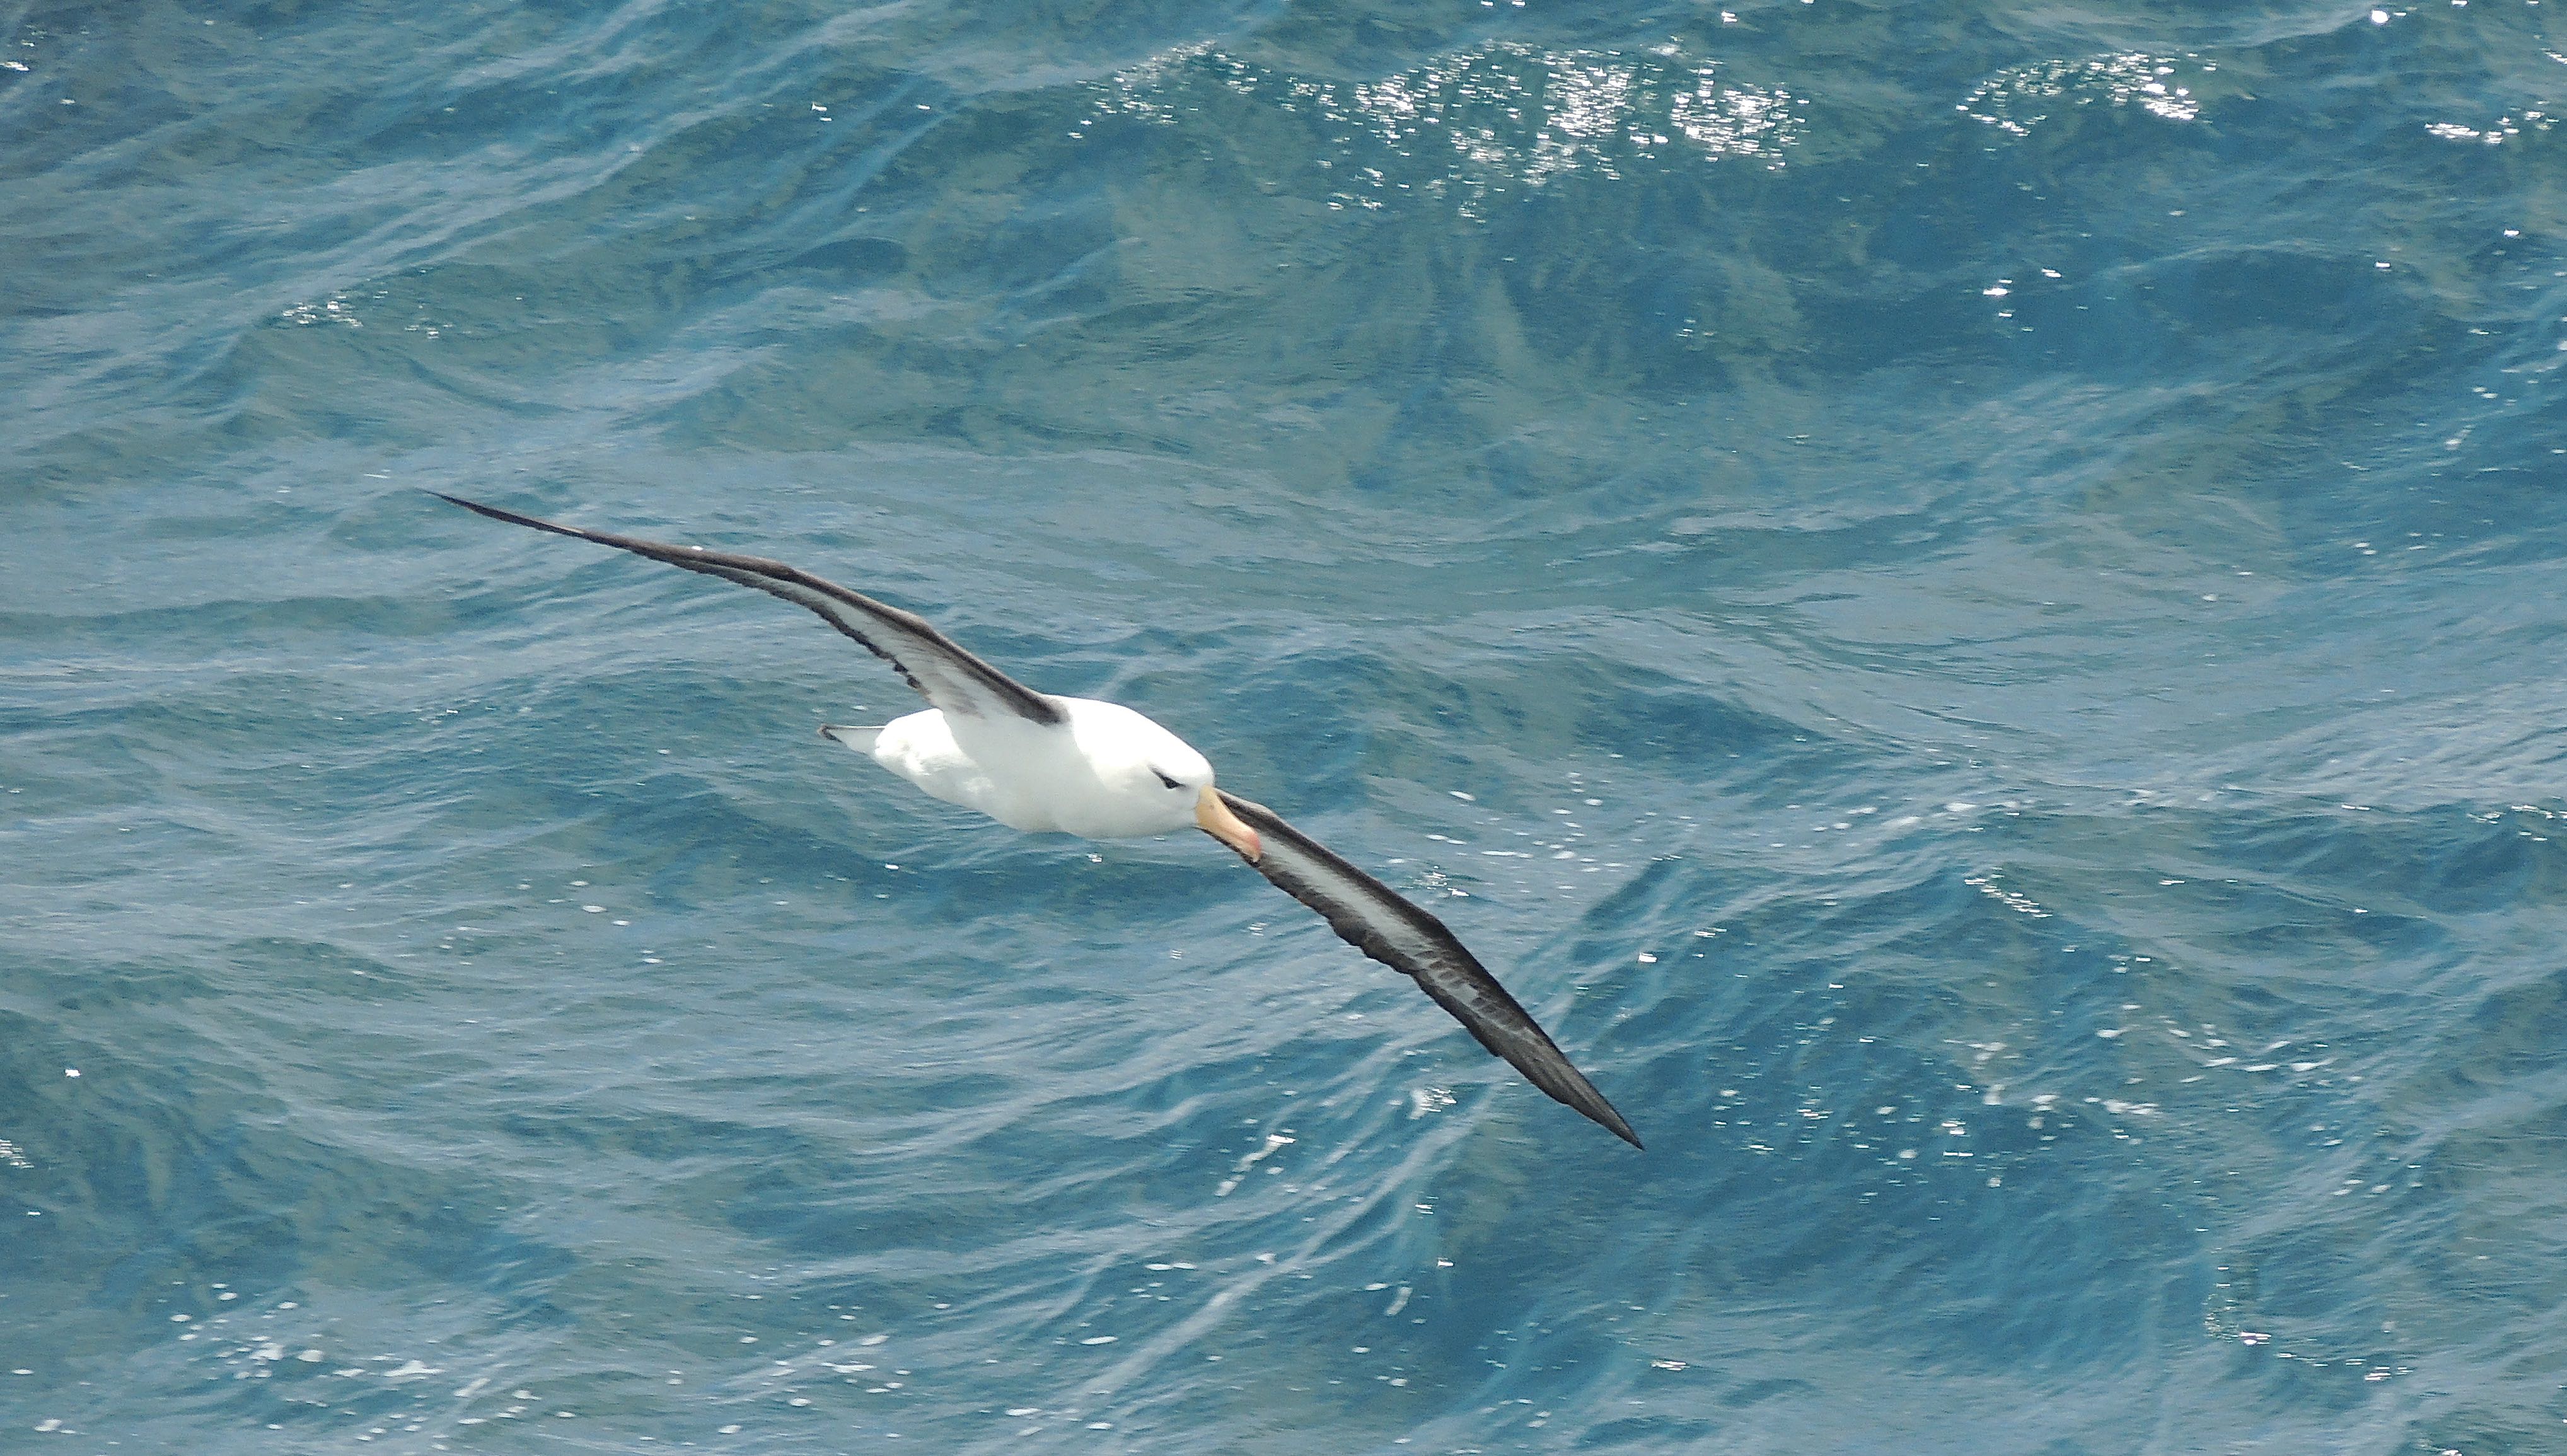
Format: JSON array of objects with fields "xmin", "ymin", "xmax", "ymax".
[{"xmin": 832, "ymin": 696, "xmax": 1215, "ymax": 839}]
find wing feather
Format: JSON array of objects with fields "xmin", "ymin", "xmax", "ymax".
[
  {"xmin": 1214, "ymin": 791, "xmax": 1641, "ymax": 1148},
  {"xmin": 438, "ymin": 495, "xmax": 1063, "ymax": 727}
]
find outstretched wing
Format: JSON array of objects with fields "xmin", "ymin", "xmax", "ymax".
[
  {"xmin": 1212, "ymin": 791, "xmax": 1641, "ymax": 1148},
  {"xmin": 437, "ymin": 494, "xmax": 1063, "ymax": 727}
]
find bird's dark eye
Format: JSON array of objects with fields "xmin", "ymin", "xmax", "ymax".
[{"xmin": 1153, "ymin": 770, "xmax": 1183, "ymax": 790}]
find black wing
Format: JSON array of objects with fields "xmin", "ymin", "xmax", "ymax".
[
  {"xmin": 437, "ymin": 495, "xmax": 1063, "ymax": 727},
  {"xmin": 1213, "ymin": 790, "xmax": 1640, "ymax": 1148}
]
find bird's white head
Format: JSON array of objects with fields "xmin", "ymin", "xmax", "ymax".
[
  {"xmin": 1137, "ymin": 741, "xmax": 1264, "ymax": 864},
  {"xmin": 1063, "ymin": 699, "xmax": 1261, "ymax": 858}
]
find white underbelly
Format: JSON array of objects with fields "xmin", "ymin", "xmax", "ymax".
[
  {"xmin": 852, "ymin": 698, "xmax": 1191, "ymax": 837},
  {"xmin": 869, "ymin": 709, "xmax": 1025, "ymax": 825},
  {"xmin": 861, "ymin": 704, "xmax": 1191, "ymax": 839}
]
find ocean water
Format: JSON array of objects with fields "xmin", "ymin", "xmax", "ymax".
[{"xmin": 6, "ymin": 0, "xmax": 2566, "ymax": 1450}]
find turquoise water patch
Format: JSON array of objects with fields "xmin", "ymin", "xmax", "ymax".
[{"xmin": 6, "ymin": 1, "xmax": 2566, "ymax": 1450}]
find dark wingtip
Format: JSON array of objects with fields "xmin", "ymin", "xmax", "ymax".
[
  {"xmin": 1568, "ymin": 1086, "xmax": 1643, "ymax": 1148},
  {"xmin": 1514, "ymin": 1049, "xmax": 1647, "ymax": 1148},
  {"xmin": 430, "ymin": 492, "xmax": 590, "ymax": 540},
  {"xmin": 430, "ymin": 490, "xmax": 506, "ymax": 519}
]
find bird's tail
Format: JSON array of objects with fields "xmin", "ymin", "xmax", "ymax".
[{"xmin": 818, "ymin": 724, "xmax": 883, "ymax": 754}]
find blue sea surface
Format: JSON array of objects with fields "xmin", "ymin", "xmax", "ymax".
[{"xmin": 6, "ymin": 1, "xmax": 2566, "ymax": 1450}]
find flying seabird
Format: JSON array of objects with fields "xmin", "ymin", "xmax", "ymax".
[{"xmin": 437, "ymin": 494, "xmax": 1641, "ymax": 1148}]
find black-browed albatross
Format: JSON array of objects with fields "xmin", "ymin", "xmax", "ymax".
[{"xmin": 437, "ymin": 494, "xmax": 1641, "ymax": 1148}]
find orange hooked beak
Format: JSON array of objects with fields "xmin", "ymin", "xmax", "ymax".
[{"xmin": 1195, "ymin": 785, "xmax": 1261, "ymax": 862}]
